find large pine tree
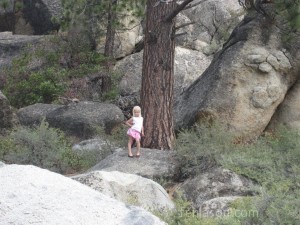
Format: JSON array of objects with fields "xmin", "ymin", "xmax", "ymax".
[{"xmin": 141, "ymin": 0, "xmax": 196, "ymax": 150}]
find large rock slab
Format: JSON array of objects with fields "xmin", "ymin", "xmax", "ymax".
[
  {"xmin": 13, "ymin": 0, "xmax": 62, "ymax": 35},
  {"xmin": 0, "ymin": 32, "xmax": 43, "ymax": 68},
  {"xmin": 72, "ymin": 138, "xmax": 112, "ymax": 154},
  {"xmin": 73, "ymin": 170, "xmax": 175, "ymax": 211},
  {"xmin": 177, "ymin": 167, "xmax": 254, "ymax": 211},
  {"xmin": 267, "ymin": 79, "xmax": 300, "ymax": 130},
  {"xmin": 89, "ymin": 148, "xmax": 176, "ymax": 180},
  {"xmin": 17, "ymin": 103, "xmax": 63, "ymax": 126},
  {"xmin": 0, "ymin": 164, "xmax": 165, "ymax": 225},
  {"xmin": 46, "ymin": 101, "xmax": 124, "ymax": 138},
  {"xmin": 178, "ymin": 0, "xmax": 244, "ymax": 54},
  {"xmin": 0, "ymin": 90, "xmax": 13, "ymax": 129},
  {"xmin": 116, "ymin": 46, "xmax": 211, "ymax": 96},
  {"xmin": 175, "ymin": 12, "xmax": 300, "ymax": 139},
  {"xmin": 97, "ymin": 15, "xmax": 143, "ymax": 58}
]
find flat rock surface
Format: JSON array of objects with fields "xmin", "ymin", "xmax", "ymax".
[{"xmin": 89, "ymin": 148, "xmax": 177, "ymax": 180}]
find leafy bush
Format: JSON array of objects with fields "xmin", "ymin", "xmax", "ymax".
[
  {"xmin": 175, "ymin": 124, "xmax": 300, "ymax": 224},
  {"xmin": 0, "ymin": 121, "xmax": 92, "ymax": 173},
  {"xmin": 2, "ymin": 34, "xmax": 113, "ymax": 108},
  {"xmin": 155, "ymin": 194, "xmax": 246, "ymax": 225},
  {"xmin": 175, "ymin": 123, "xmax": 234, "ymax": 179},
  {"xmin": 94, "ymin": 124, "xmax": 128, "ymax": 151},
  {"xmin": 220, "ymin": 127, "xmax": 300, "ymax": 225},
  {"xmin": 4, "ymin": 66, "xmax": 67, "ymax": 107}
]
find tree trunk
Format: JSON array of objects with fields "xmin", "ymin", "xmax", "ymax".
[
  {"xmin": 102, "ymin": 0, "xmax": 117, "ymax": 92},
  {"xmin": 140, "ymin": 0, "xmax": 176, "ymax": 150},
  {"xmin": 104, "ymin": 1, "xmax": 116, "ymax": 59}
]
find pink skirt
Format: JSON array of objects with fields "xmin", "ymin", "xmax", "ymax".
[{"xmin": 127, "ymin": 128, "xmax": 141, "ymax": 140}]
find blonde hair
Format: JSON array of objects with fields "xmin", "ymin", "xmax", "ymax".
[{"xmin": 132, "ymin": 106, "xmax": 142, "ymax": 117}]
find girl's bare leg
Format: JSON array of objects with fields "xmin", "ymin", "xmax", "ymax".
[
  {"xmin": 136, "ymin": 140, "xmax": 140, "ymax": 156},
  {"xmin": 128, "ymin": 136, "xmax": 133, "ymax": 156}
]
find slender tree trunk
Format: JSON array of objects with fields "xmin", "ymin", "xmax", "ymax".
[
  {"xmin": 104, "ymin": 2, "xmax": 116, "ymax": 59},
  {"xmin": 140, "ymin": 0, "xmax": 176, "ymax": 150},
  {"xmin": 102, "ymin": 0, "xmax": 117, "ymax": 93}
]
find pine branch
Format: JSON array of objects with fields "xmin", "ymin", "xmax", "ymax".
[
  {"xmin": 175, "ymin": 21, "xmax": 195, "ymax": 30},
  {"xmin": 163, "ymin": 0, "xmax": 194, "ymax": 22},
  {"xmin": 183, "ymin": 0, "xmax": 210, "ymax": 10},
  {"xmin": 163, "ymin": 0, "xmax": 209, "ymax": 22},
  {"xmin": 173, "ymin": 31, "xmax": 187, "ymax": 38}
]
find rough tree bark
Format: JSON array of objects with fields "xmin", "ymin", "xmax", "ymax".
[
  {"xmin": 141, "ymin": 0, "xmax": 195, "ymax": 150},
  {"xmin": 102, "ymin": 0, "xmax": 117, "ymax": 93}
]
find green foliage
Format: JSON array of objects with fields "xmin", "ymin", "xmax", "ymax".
[
  {"xmin": 0, "ymin": 137, "xmax": 18, "ymax": 160},
  {"xmin": 0, "ymin": 121, "xmax": 93, "ymax": 173},
  {"xmin": 155, "ymin": 195, "xmax": 247, "ymax": 225},
  {"xmin": 0, "ymin": 0, "xmax": 22, "ymax": 11},
  {"xmin": 274, "ymin": 0, "xmax": 300, "ymax": 30},
  {"xmin": 4, "ymin": 66, "xmax": 66, "ymax": 107},
  {"xmin": 0, "ymin": 0, "xmax": 9, "ymax": 10},
  {"xmin": 61, "ymin": 146, "xmax": 97, "ymax": 172},
  {"xmin": 220, "ymin": 127, "xmax": 300, "ymax": 225},
  {"xmin": 175, "ymin": 125, "xmax": 300, "ymax": 224},
  {"xmin": 175, "ymin": 123, "xmax": 234, "ymax": 179},
  {"xmin": 58, "ymin": 0, "xmax": 146, "ymax": 51},
  {"xmin": 101, "ymin": 71, "xmax": 123, "ymax": 101},
  {"xmin": 154, "ymin": 195, "xmax": 205, "ymax": 225},
  {"xmin": 2, "ymin": 34, "xmax": 112, "ymax": 108},
  {"xmin": 240, "ymin": 0, "xmax": 300, "ymax": 30},
  {"xmin": 14, "ymin": 0, "xmax": 23, "ymax": 11},
  {"xmin": 95, "ymin": 124, "xmax": 128, "ymax": 150}
]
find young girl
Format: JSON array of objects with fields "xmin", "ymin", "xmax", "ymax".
[{"xmin": 125, "ymin": 106, "xmax": 144, "ymax": 158}]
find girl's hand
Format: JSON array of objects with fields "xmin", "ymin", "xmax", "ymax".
[{"xmin": 125, "ymin": 118, "xmax": 133, "ymax": 127}]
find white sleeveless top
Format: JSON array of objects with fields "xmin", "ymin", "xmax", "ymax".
[{"xmin": 131, "ymin": 117, "xmax": 143, "ymax": 133}]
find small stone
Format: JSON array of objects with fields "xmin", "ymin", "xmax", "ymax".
[
  {"xmin": 247, "ymin": 54, "xmax": 266, "ymax": 64},
  {"xmin": 259, "ymin": 62, "xmax": 272, "ymax": 73},
  {"xmin": 251, "ymin": 87, "xmax": 272, "ymax": 108},
  {"xmin": 267, "ymin": 54, "xmax": 280, "ymax": 70}
]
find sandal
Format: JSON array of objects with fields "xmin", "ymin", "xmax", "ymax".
[{"xmin": 128, "ymin": 155, "xmax": 134, "ymax": 158}]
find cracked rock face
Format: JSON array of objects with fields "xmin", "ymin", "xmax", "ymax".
[
  {"xmin": 72, "ymin": 171, "xmax": 175, "ymax": 212},
  {"xmin": 267, "ymin": 79, "xmax": 300, "ymax": 130},
  {"xmin": 0, "ymin": 32, "xmax": 43, "ymax": 68},
  {"xmin": 178, "ymin": 167, "xmax": 254, "ymax": 216},
  {"xmin": 175, "ymin": 13, "xmax": 299, "ymax": 139},
  {"xmin": 251, "ymin": 85, "xmax": 281, "ymax": 109},
  {"xmin": 178, "ymin": 0, "xmax": 245, "ymax": 54},
  {"xmin": 14, "ymin": 0, "xmax": 62, "ymax": 35},
  {"xmin": 247, "ymin": 48, "xmax": 292, "ymax": 73}
]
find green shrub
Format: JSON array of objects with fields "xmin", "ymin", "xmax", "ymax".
[
  {"xmin": 4, "ymin": 67, "xmax": 66, "ymax": 107},
  {"xmin": 175, "ymin": 125, "xmax": 300, "ymax": 224},
  {"xmin": 154, "ymin": 196, "xmax": 209, "ymax": 225},
  {"xmin": 220, "ymin": 127, "xmax": 300, "ymax": 225},
  {"xmin": 101, "ymin": 71, "xmax": 123, "ymax": 101},
  {"xmin": 0, "ymin": 137, "xmax": 18, "ymax": 161},
  {"xmin": 2, "ymin": 34, "xmax": 111, "ymax": 108},
  {"xmin": 0, "ymin": 121, "xmax": 94, "ymax": 173},
  {"xmin": 175, "ymin": 123, "xmax": 234, "ymax": 179},
  {"xmin": 155, "ymin": 194, "xmax": 246, "ymax": 225},
  {"xmin": 91, "ymin": 124, "xmax": 128, "ymax": 155}
]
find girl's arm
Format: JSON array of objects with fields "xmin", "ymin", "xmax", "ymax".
[
  {"xmin": 141, "ymin": 126, "xmax": 144, "ymax": 136},
  {"xmin": 125, "ymin": 118, "xmax": 133, "ymax": 127}
]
